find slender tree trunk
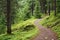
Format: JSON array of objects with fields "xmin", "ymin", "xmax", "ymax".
[
  {"xmin": 48, "ymin": 2, "xmax": 50, "ymax": 15},
  {"xmin": 45, "ymin": 6, "xmax": 47, "ymax": 14},
  {"xmin": 42, "ymin": 0, "xmax": 45, "ymax": 13},
  {"xmin": 44, "ymin": 0, "xmax": 47, "ymax": 14},
  {"xmin": 6, "ymin": 0, "xmax": 11, "ymax": 34},
  {"xmin": 31, "ymin": 0, "xmax": 34, "ymax": 16},
  {"xmin": 54, "ymin": 0, "xmax": 56, "ymax": 16}
]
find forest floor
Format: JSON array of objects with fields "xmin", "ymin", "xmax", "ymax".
[{"xmin": 31, "ymin": 19, "xmax": 57, "ymax": 40}]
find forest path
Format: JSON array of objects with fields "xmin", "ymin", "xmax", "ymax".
[{"xmin": 31, "ymin": 19, "xmax": 57, "ymax": 40}]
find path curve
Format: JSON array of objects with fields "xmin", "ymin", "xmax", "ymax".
[{"xmin": 31, "ymin": 19, "xmax": 57, "ymax": 40}]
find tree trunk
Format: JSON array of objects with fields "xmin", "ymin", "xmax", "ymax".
[
  {"xmin": 54, "ymin": 0, "xmax": 56, "ymax": 16},
  {"xmin": 31, "ymin": 0, "xmax": 34, "ymax": 16},
  {"xmin": 48, "ymin": 2, "xmax": 50, "ymax": 15},
  {"xmin": 6, "ymin": 0, "xmax": 11, "ymax": 34}
]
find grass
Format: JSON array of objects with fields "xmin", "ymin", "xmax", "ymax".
[
  {"xmin": 0, "ymin": 18, "xmax": 38, "ymax": 40},
  {"xmin": 0, "ymin": 28, "xmax": 38, "ymax": 40},
  {"xmin": 40, "ymin": 12, "xmax": 60, "ymax": 40}
]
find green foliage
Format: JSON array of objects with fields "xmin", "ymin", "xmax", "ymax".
[
  {"xmin": 0, "ymin": 19, "xmax": 38, "ymax": 40},
  {"xmin": 34, "ymin": 0, "xmax": 41, "ymax": 18},
  {"xmin": 0, "ymin": 27, "xmax": 38, "ymax": 40},
  {"xmin": 0, "ymin": 0, "xmax": 6, "ymax": 34},
  {"xmin": 56, "ymin": 0, "xmax": 60, "ymax": 13},
  {"xmin": 11, "ymin": 18, "xmax": 36, "ymax": 32},
  {"xmin": 1, "ymin": 0, "xmax": 60, "ymax": 40}
]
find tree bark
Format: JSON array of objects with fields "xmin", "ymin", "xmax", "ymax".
[
  {"xmin": 48, "ymin": 2, "xmax": 50, "ymax": 15},
  {"xmin": 6, "ymin": 0, "xmax": 11, "ymax": 34},
  {"xmin": 31, "ymin": 0, "xmax": 34, "ymax": 16},
  {"xmin": 54, "ymin": 0, "xmax": 56, "ymax": 16}
]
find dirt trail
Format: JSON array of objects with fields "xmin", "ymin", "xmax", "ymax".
[{"xmin": 31, "ymin": 19, "xmax": 57, "ymax": 40}]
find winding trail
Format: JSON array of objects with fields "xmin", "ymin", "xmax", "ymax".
[{"xmin": 31, "ymin": 19, "xmax": 57, "ymax": 40}]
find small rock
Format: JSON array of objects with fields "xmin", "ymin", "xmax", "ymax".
[
  {"xmin": 52, "ymin": 39, "xmax": 54, "ymax": 40},
  {"xmin": 45, "ymin": 37, "xmax": 48, "ymax": 39}
]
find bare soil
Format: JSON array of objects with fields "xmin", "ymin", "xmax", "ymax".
[{"xmin": 31, "ymin": 19, "xmax": 57, "ymax": 40}]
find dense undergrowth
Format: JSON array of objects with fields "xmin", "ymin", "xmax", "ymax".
[
  {"xmin": 40, "ymin": 12, "xmax": 60, "ymax": 40},
  {"xmin": 0, "ymin": 18, "xmax": 38, "ymax": 40}
]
